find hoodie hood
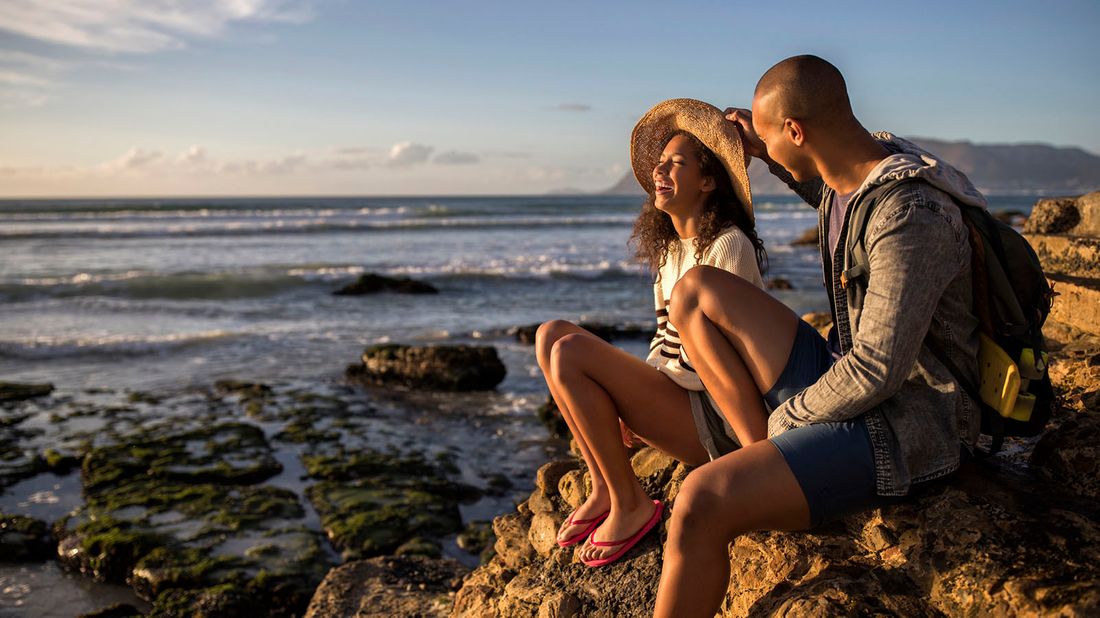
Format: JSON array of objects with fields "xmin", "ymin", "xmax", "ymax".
[{"xmin": 854, "ymin": 131, "xmax": 988, "ymax": 210}]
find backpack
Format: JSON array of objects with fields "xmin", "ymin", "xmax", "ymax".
[{"xmin": 844, "ymin": 179, "xmax": 1056, "ymax": 454}]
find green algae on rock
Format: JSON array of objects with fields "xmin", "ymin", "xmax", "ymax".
[
  {"xmin": 307, "ymin": 480, "xmax": 461, "ymax": 560},
  {"xmin": 53, "ymin": 421, "xmax": 331, "ymax": 617},
  {"xmin": 1, "ymin": 513, "xmax": 54, "ymax": 561},
  {"xmin": 302, "ymin": 446, "xmax": 472, "ymax": 560},
  {"xmin": 81, "ymin": 422, "xmax": 282, "ymax": 492}
]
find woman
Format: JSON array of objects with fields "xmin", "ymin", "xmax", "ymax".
[{"xmin": 535, "ymin": 99, "xmax": 769, "ymax": 567}]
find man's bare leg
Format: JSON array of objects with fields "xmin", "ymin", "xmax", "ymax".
[{"xmin": 653, "ymin": 441, "xmax": 810, "ymax": 617}]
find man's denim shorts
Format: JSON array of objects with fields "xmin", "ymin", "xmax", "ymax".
[{"xmin": 764, "ymin": 319, "xmax": 880, "ymax": 527}]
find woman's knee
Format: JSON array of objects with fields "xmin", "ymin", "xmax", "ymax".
[
  {"xmin": 536, "ymin": 319, "xmax": 575, "ymax": 367},
  {"xmin": 548, "ymin": 332, "xmax": 594, "ymax": 378},
  {"xmin": 669, "ymin": 266, "xmax": 750, "ymax": 329}
]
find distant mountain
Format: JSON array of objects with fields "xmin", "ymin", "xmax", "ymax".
[{"xmin": 598, "ymin": 138, "xmax": 1100, "ymax": 196}]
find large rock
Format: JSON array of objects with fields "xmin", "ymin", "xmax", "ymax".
[
  {"xmin": 0, "ymin": 381, "xmax": 54, "ymax": 403},
  {"xmin": 1025, "ymin": 191, "xmax": 1100, "ymax": 337},
  {"xmin": 511, "ymin": 322, "xmax": 654, "ymax": 346},
  {"xmin": 347, "ymin": 344, "xmax": 506, "ymax": 391},
  {"xmin": 304, "ymin": 556, "xmax": 468, "ymax": 618},
  {"xmin": 1031, "ymin": 408, "xmax": 1100, "ymax": 500},
  {"xmin": 333, "ymin": 273, "xmax": 438, "ymax": 295},
  {"xmin": 1024, "ymin": 191, "xmax": 1100, "ymax": 236},
  {"xmin": 791, "ymin": 226, "xmax": 819, "ymax": 246},
  {"xmin": 0, "ymin": 514, "xmax": 53, "ymax": 561}
]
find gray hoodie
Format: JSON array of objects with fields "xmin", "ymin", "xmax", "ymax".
[{"xmin": 766, "ymin": 132, "xmax": 982, "ymax": 496}]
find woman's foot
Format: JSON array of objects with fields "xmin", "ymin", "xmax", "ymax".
[
  {"xmin": 557, "ymin": 492, "xmax": 612, "ymax": 546},
  {"xmin": 579, "ymin": 496, "xmax": 660, "ymax": 564}
]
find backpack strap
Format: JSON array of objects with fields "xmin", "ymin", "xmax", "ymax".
[{"xmin": 841, "ymin": 178, "xmax": 922, "ymax": 289}]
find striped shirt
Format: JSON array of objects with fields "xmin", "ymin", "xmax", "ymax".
[{"xmin": 645, "ymin": 227, "xmax": 765, "ymax": 391}]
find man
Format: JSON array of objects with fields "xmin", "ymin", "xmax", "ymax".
[{"xmin": 652, "ymin": 55, "xmax": 984, "ymax": 616}]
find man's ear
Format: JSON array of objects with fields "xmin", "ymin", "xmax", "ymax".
[{"xmin": 783, "ymin": 118, "xmax": 805, "ymax": 147}]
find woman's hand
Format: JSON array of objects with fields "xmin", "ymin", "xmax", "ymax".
[{"xmin": 724, "ymin": 107, "xmax": 768, "ymax": 161}]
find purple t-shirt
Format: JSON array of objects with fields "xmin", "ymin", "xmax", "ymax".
[
  {"xmin": 826, "ymin": 189, "xmax": 854, "ymax": 359},
  {"xmin": 828, "ymin": 189, "xmax": 855, "ymax": 259}
]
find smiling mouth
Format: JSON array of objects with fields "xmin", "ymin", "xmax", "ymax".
[{"xmin": 654, "ymin": 180, "xmax": 673, "ymax": 195}]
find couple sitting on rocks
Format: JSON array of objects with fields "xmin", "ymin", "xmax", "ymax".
[{"xmin": 536, "ymin": 54, "xmax": 985, "ymax": 616}]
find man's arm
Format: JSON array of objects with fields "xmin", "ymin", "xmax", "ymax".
[
  {"xmin": 767, "ymin": 191, "xmax": 966, "ymax": 435},
  {"xmin": 724, "ymin": 107, "xmax": 825, "ymax": 207}
]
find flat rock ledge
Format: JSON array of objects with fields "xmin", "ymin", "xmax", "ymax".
[
  {"xmin": 304, "ymin": 556, "xmax": 468, "ymax": 618},
  {"xmin": 449, "ymin": 422, "xmax": 1100, "ymax": 617},
  {"xmin": 346, "ymin": 344, "xmax": 506, "ymax": 391}
]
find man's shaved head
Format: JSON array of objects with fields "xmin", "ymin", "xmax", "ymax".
[{"xmin": 754, "ymin": 55, "xmax": 853, "ymax": 126}]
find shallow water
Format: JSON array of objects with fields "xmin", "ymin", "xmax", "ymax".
[{"xmin": 0, "ymin": 561, "xmax": 151, "ymax": 616}]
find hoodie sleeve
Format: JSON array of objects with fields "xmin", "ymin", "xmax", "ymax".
[
  {"xmin": 766, "ymin": 158, "xmax": 825, "ymax": 208},
  {"xmin": 767, "ymin": 187, "xmax": 968, "ymax": 435}
]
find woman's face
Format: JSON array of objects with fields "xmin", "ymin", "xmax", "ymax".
[{"xmin": 652, "ymin": 134, "xmax": 714, "ymax": 215}]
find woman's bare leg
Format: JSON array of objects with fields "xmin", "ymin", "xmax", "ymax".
[
  {"xmin": 535, "ymin": 320, "xmax": 615, "ymax": 542},
  {"xmin": 654, "ymin": 441, "xmax": 811, "ymax": 617},
  {"xmin": 669, "ymin": 266, "xmax": 801, "ymax": 445},
  {"xmin": 548, "ymin": 332, "xmax": 709, "ymax": 562}
]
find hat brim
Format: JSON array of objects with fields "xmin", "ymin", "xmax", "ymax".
[{"xmin": 630, "ymin": 98, "xmax": 753, "ymax": 222}]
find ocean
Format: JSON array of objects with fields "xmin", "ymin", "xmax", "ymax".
[{"xmin": 0, "ymin": 194, "xmax": 840, "ymax": 392}]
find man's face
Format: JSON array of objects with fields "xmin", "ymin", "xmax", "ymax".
[{"xmin": 752, "ymin": 92, "xmax": 813, "ymax": 181}]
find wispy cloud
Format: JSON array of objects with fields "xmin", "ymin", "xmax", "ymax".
[
  {"xmin": 433, "ymin": 150, "xmax": 480, "ymax": 165},
  {"xmin": 386, "ymin": 142, "xmax": 434, "ymax": 168},
  {"xmin": 0, "ymin": 49, "xmax": 61, "ymax": 108},
  {"xmin": 0, "ymin": 141, "xmax": 482, "ymax": 180},
  {"xmin": 100, "ymin": 147, "xmax": 163, "ymax": 173},
  {"xmin": 550, "ymin": 102, "xmax": 592, "ymax": 112},
  {"xmin": 483, "ymin": 150, "xmax": 533, "ymax": 160},
  {"xmin": 0, "ymin": 1, "xmax": 315, "ymax": 54}
]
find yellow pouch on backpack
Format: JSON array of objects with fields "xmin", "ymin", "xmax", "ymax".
[{"xmin": 977, "ymin": 333, "xmax": 1020, "ymax": 419}]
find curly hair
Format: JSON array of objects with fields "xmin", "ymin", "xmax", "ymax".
[{"xmin": 629, "ymin": 130, "xmax": 767, "ymax": 279}]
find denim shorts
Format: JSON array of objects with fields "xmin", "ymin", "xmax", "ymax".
[
  {"xmin": 770, "ymin": 418, "xmax": 880, "ymax": 527},
  {"xmin": 761, "ymin": 319, "xmax": 881, "ymax": 526},
  {"xmin": 764, "ymin": 319, "xmax": 835, "ymax": 411}
]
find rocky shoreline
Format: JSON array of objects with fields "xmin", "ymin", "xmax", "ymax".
[{"xmin": 0, "ymin": 345, "xmax": 553, "ymax": 616}]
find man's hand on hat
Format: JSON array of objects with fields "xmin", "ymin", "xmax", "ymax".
[{"xmin": 724, "ymin": 107, "xmax": 768, "ymax": 161}]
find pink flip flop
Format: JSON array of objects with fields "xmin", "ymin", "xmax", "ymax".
[
  {"xmin": 557, "ymin": 509, "xmax": 610, "ymax": 548},
  {"xmin": 581, "ymin": 500, "xmax": 664, "ymax": 567}
]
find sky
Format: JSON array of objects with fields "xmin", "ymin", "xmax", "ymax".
[{"xmin": 0, "ymin": 0, "xmax": 1097, "ymax": 197}]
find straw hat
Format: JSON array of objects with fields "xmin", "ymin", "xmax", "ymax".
[{"xmin": 630, "ymin": 98, "xmax": 753, "ymax": 221}]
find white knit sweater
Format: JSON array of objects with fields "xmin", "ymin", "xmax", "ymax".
[{"xmin": 645, "ymin": 227, "xmax": 765, "ymax": 391}]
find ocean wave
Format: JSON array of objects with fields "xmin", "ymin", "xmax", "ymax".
[
  {"xmin": 0, "ymin": 330, "xmax": 242, "ymax": 360},
  {"xmin": 0, "ymin": 261, "xmax": 646, "ymax": 302},
  {"xmin": 0, "ymin": 215, "xmax": 637, "ymax": 241},
  {"xmin": 0, "ymin": 271, "xmax": 315, "ymax": 302},
  {"xmin": 0, "ymin": 206, "xmax": 414, "ymax": 222}
]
